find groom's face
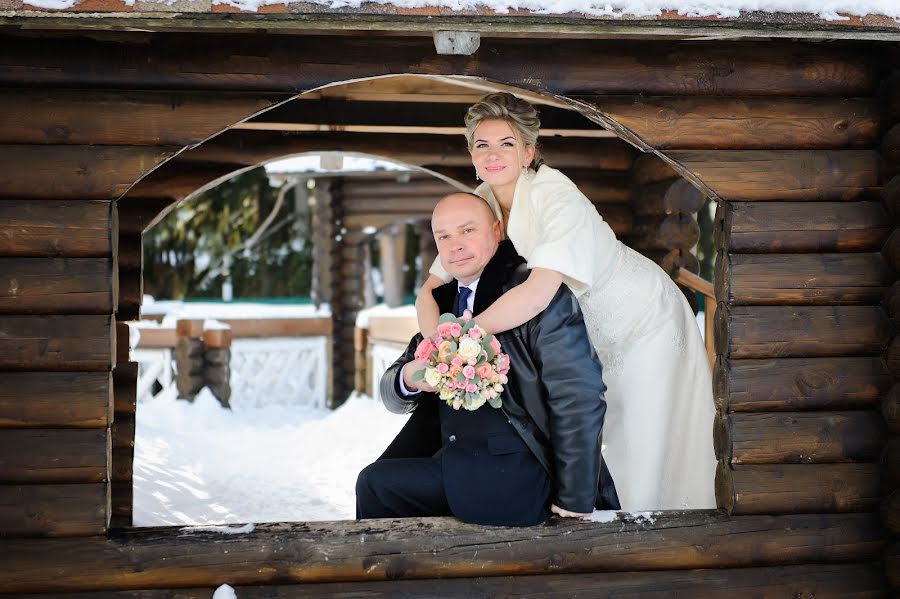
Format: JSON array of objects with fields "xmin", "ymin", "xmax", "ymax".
[{"xmin": 432, "ymin": 193, "xmax": 501, "ymax": 286}]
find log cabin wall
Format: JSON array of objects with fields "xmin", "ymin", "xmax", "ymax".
[
  {"xmin": 709, "ymin": 55, "xmax": 891, "ymax": 538},
  {"xmin": 0, "ymin": 27, "xmax": 895, "ymax": 595},
  {"xmin": 881, "ymin": 51, "xmax": 900, "ymax": 593}
]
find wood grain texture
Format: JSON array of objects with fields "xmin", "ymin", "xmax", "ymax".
[
  {"xmin": 0, "ymin": 429, "xmax": 109, "ymax": 483},
  {"xmin": 0, "ymin": 484, "xmax": 108, "ymax": 538},
  {"xmin": 0, "ymin": 315, "xmax": 115, "ymax": 371},
  {"xmin": 0, "ymin": 200, "xmax": 115, "ymax": 257},
  {"xmin": 0, "ymin": 258, "xmax": 115, "ymax": 314},
  {"xmin": 0, "ymin": 372, "xmax": 112, "ymax": 428}
]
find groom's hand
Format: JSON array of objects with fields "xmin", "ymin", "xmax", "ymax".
[
  {"xmin": 401, "ymin": 359, "xmax": 438, "ymax": 393},
  {"xmin": 551, "ymin": 504, "xmax": 592, "ymax": 518}
]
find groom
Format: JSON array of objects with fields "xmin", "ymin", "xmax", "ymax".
[{"xmin": 356, "ymin": 192, "xmax": 619, "ymax": 526}]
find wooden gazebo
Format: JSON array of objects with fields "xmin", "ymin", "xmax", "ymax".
[{"xmin": 0, "ymin": 5, "xmax": 899, "ymax": 595}]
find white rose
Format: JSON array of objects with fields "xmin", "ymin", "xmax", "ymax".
[
  {"xmin": 457, "ymin": 337, "xmax": 481, "ymax": 360},
  {"xmin": 424, "ymin": 367, "xmax": 443, "ymax": 387}
]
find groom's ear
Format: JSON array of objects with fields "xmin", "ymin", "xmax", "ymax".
[{"xmin": 491, "ymin": 219, "xmax": 501, "ymax": 241}]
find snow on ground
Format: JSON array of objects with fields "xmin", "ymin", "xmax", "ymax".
[{"xmin": 134, "ymin": 389, "xmax": 408, "ymax": 526}]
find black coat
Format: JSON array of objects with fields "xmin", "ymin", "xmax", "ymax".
[{"xmin": 378, "ymin": 241, "xmax": 620, "ymax": 514}]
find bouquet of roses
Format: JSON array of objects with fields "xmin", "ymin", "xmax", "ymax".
[{"xmin": 411, "ymin": 312, "xmax": 511, "ymax": 411}]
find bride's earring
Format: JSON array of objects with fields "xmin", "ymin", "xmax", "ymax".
[
  {"xmin": 522, "ymin": 165, "xmax": 529, "ymax": 180},
  {"xmin": 475, "ymin": 169, "xmax": 480, "ymax": 181}
]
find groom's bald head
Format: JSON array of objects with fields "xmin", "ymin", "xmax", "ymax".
[{"xmin": 431, "ymin": 193, "xmax": 501, "ymax": 285}]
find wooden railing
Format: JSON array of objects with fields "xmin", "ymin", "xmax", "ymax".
[{"xmin": 132, "ymin": 317, "xmax": 332, "ymax": 408}]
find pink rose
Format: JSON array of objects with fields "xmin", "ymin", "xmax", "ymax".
[
  {"xmin": 489, "ymin": 337, "xmax": 502, "ymax": 355},
  {"xmin": 436, "ymin": 322, "xmax": 454, "ymax": 339},
  {"xmin": 463, "ymin": 365, "xmax": 476, "ymax": 379},
  {"xmin": 468, "ymin": 327, "xmax": 482, "ymax": 340},
  {"xmin": 496, "ymin": 354, "xmax": 510, "ymax": 374},
  {"xmin": 476, "ymin": 364, "xmax": 493, "ymax": 379},
  {"xmin": 465, "ymin": 383, "xmax": 477, "ymax": 393},
  {"xmin": 451, "ymin": 357, "xmax": 463, "ymax": 367},
  {"xmin": 449, "ymin": 322, "xmax": 462, "ymax": 338},
  {"xmin": 414, "ymin": 338, "xmax": 436, "ymax": 362},
  {"xmin": 437, "ymin": 363, "xmax": 449, "ymax": 374}
]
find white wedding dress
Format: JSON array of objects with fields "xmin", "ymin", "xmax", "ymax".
[{"xmin": 431, "ymin": 165, "xmax": 717, "ymax": 510}]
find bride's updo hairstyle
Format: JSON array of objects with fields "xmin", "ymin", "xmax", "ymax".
[{"xmin": 464, "ymin": 92, "xmax": 544, "ymax": 170}]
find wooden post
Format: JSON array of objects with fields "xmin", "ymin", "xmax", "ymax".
[
  {"xmin": 203, "ymin": 327, "xmax": 232, "ymax": 408},
  {"xmin": 174, "ymin": 319, "xmax": 204, "ymax": 401},
  {"xmin": 377, "ymin": 224, "xmax": 407, "ymax": 308}
]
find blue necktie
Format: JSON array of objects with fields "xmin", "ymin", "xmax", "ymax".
[{"xmin": 456, "ymin": 287, "xmax": 472, "ymax": 317}]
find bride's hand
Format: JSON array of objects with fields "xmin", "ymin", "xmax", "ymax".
[{"xmin": 550, "ymin": 504, "xmax": 591, "ymax": 518}]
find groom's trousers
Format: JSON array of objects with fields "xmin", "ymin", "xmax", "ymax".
[{"xmin": 355, "ymin": 456, "xmax": 452, "ymax": 519}]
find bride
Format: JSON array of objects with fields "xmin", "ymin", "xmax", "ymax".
[{"xmin": 416, "ymin": 92, "xmax": 716, "ymax": 512}]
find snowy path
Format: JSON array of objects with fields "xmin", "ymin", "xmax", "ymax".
[{"xmin": 133, "ymin": 390, "xmax": 408, "ymax": 526}]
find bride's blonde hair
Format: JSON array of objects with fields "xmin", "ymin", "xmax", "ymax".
[{"xmin": 464, "ymin": 92, "xmax": 543, "ymax": 170}]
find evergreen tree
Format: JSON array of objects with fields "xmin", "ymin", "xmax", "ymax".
[{"xmin": 143, "ymin": 167, "xmax": 313, "ymax": 300}]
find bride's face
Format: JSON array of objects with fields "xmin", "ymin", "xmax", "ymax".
[{"xmin": 469, "ymin": 119, "xmax": 535, "ymax": 191}]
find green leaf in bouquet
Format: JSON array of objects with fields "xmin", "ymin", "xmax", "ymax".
[
  {"xmin": 438, "ymin": 312, "xmax": 458, "ymax": 324},
  {"xmin": 460, "ymin": 319, "xmax": 477, "ymax": 336},
  {"xmin": 488, "ymin": 397, "xmax": 503, "ymax": 409},
  {"xmin": 484, "ymin": 335, "xmax": 496, "ymax": 361},
  {"xmin": 456, "ymin": 372, "xmax": 466, "ymax": 383},
  {"xmin": 411, "ymin": 368, "xmax": 425, "ymax": 382}
]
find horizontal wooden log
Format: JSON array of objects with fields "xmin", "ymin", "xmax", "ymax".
[
  {"xmin": 593, "ymin": 204, "xmax": 633, "ymax": 236},
  {"xmin": 0, "ymin": 429, "xmax": 109, "ymax": 483},
  {"xmin": 582, "ymin": 96, "xmax": 882, "ymax": 150},
  {"xmin": 117, "ymin": 235, "xmax": 143, "ymax": 273},
  {"xmin": 632, "ymin": 178, "xmax": 706, "ymax": 216},
  {"xmin": 886, "ymin": 280, "xmax": 900, "ymax": 328},
  {"xmin": 631, "ymin": 154, "xmax": 678, "ymax": 185},
  {"xmin": 715, "ymin": 411, "xmax": 887, "ymax": 464},
  {"xmin": 715, "ymin": 201, "xmax": 892, "ymax": 253},
  {"xmin": 716, "ymin": 463, "xmax": 882, "ymax": 515},
  {"xmin": 715, "ymin": 252, "xmax": 894, "ymax": 306},
  {"xmin": 884, "ymin": 123, "xmax": 900, "ymax": 171},
  {"xmin": 714, "ymin": 356, "xmax": 890, "ymax": 413},
  {"xmin": 888, "ymin": 540, "xmax": 900, "ymax": 589},
  {"xmin": 714, "ymin": 305, "xmax": 890, "ymax": 359},
  {"xmin": 885, "ymin": 437, "xmax": 900, "ymax": 487},
  {"xmin": 884, "ymin": 490, "xmax": 900, "ymax": 535},
  {"xmin": 567, "ymin": 173, "xmax": 634, "ymax": 204},
  {"xmin": 113, "ymin": 362, "xmax": 138, "ymax": 414},
  {"xmin": 670, "ymin": 150, "xmax": 881, "ymax": 201},
  {"xmin": 0, "ymin": 89, "xmax": 283, "ymax": 146},
  {"xmin": 881, "ymin": 228, "xmax": 900, "ymax": 273},
  {"xmin": 125, "ymin": 165, "xmax": 237, "ymax": 204},
  {"xmin": 0, "ymin": 512, "xmax": 884, "ymax": 593},
  {"xmin": 0, "ymin": 315, "xmax": 115, "ymax": 371},
  {"xmin": 643, "ymin": 248, "xmax": 700, "ymax": 277},
  {"xmin": 0, "ymin": 200, "xmax": 115, "ymax": 257},
  {"xmin": 629, "ymin": 214, "xmax": 700, "ymax": 251},
  {"xmin": 883, "ymin": 384, "xmax": 900, "ymax": 435},
  {"xmin": 883, "ymin": 336, "xmax": 900, "ymax": 378},
  {"xmin": 110, "ymin": 481, "xmax": 132, "ymax": 521},
  {"xmin": 181, "ymin": 131, "xmax": 635, "ymax": 171},
  {"xmin": 12, "ymin": 563, "xmax": 885, "ymax": 598},
  {"xmin": 0, "ymin": 372, "xmax": 112, "ymax": 428},
  {"xmin": 883, "ymin": 176, "xmax": 900, "ymax": 220},
  {"xmin": 116, "ymin": 323, "xmax": 131, "ymax": 366},
  {"xmin": 0, "ymin": 484, "xmax": 108, "ymax": 538},
  {"xmin": 341, "ymin": 178, "xmax": 460, "ymax": 199},
  {"xmin": 111, "ymin": 448, "xmax": 133, "ymax": 483},
  {"xmin": 118, "ymin": 197, "xmax": 173, "ymax": 235},
  {"xmin": 343, "ymin": 196, "xmax": 440, "ymax": 215},
  {"xmin": 0, "ymin": 36, "xmax": 874, "ymax": 96},
  {"xmin": 0, "ymin": 145, "xmax": 177, "ymax": 200},
  {"xmin": 117, "ymin": 268, "xmax": 142, "ymax": 322},
  {"xmin": 0, "ymin": 258, "xmax": 115, "ymax": 314},
  {"xmin": 112, "ymin": 413, "xmax": 135, "ymax": 450}
]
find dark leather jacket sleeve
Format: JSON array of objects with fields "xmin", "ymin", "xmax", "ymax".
[
  {"xmin": 526, "ymin": 288, "xmax": 608, "ymax": 514},
  {"xmin": 379, "ymin": 333, "xmax": 427, "ymax": 415}
]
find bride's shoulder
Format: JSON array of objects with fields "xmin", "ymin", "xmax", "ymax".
[{"xmin": 529, "ymin": 166, "xmax": 588, "ymax": 208}]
